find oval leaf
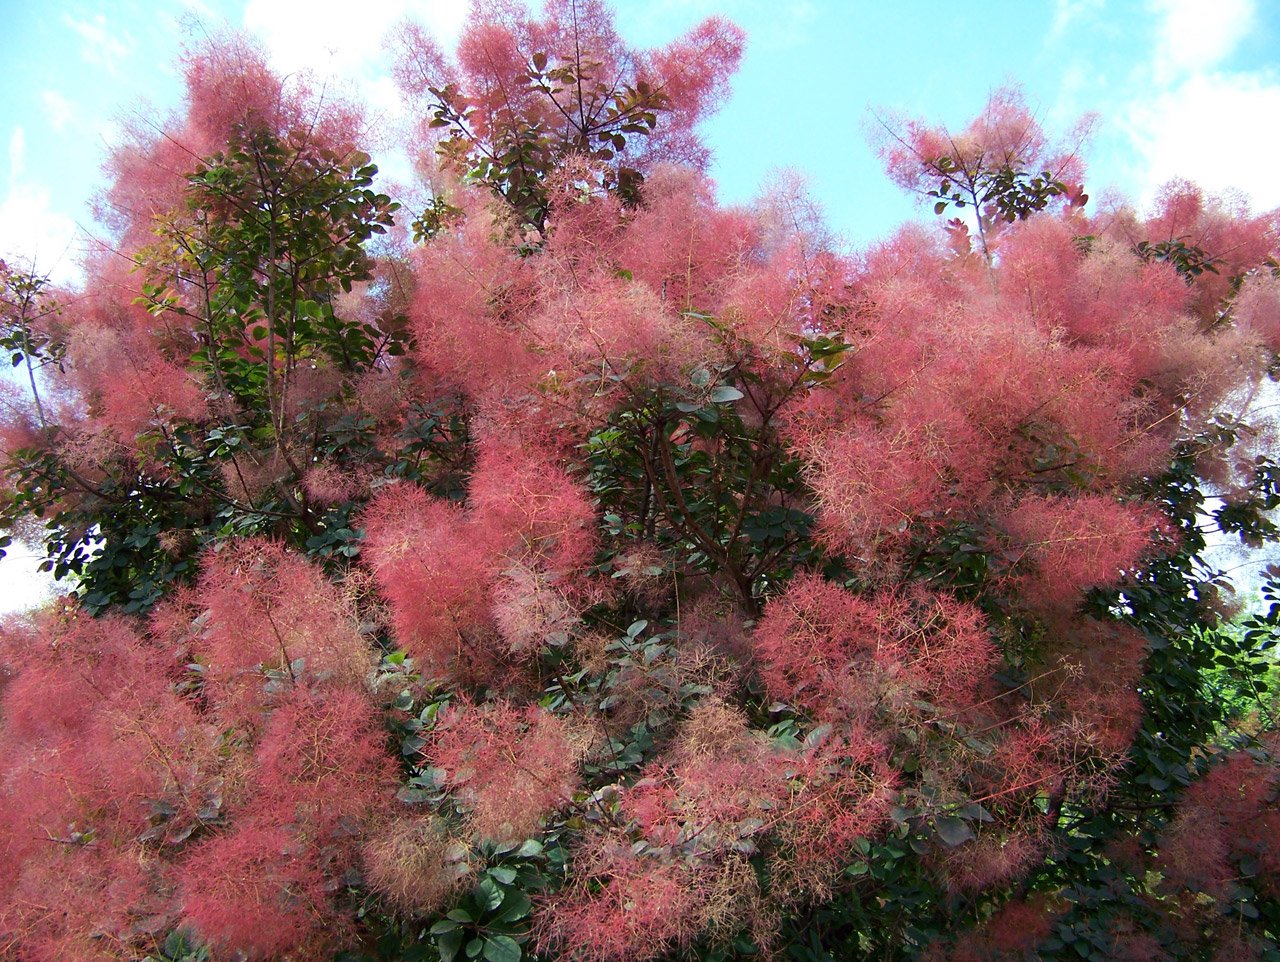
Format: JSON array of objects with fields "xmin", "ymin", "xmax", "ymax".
[
  {"xmin": 935, "ymin": 815, "xmax": 976, "ymax": 847},
  {"xmin": 483, "ymin": 935, "xmax": 522, "ymax": 962}
]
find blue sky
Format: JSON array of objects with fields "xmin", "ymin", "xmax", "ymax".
[
  {"xmin": 1, "ymin": 0, "xmax": 1278, "ymax": 611},
  {"xmin": 3, "ymin": 0, "xmax": 1279, "ymax": 280}
]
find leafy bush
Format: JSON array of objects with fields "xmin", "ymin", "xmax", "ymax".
[{"xmin": 1, "ymin": 5, "xmax": 1278, "ymax": 961}]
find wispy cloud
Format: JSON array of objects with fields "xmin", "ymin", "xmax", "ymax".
[
  {"xmin": 0, "ymin": 538, "xmax": 57, "ymax": 617},
  {"xmin": 1051, "ymin": 0, "xmax": 1106, "ymax": 38},
  {"xmin": 242, "ymin": 0, "xmax": 469, "ymax": 81},
  {"xmin": 61, "ymin": 11, "xmax": 135, "ymax": 75},
  {"xmin": 1149, "ymin": 0, "xmax": 1254, "ymax": 83},
  {"xmin": 39, "ymin": 91, "xmax": 74, "ymax": 133},
  {"xmin": 0, "ymin": 128, "xmax": 81, "ymax": 282},
  {"xmin": 1124, "ymin": 70, "xmax": 1280, "ymax": 208},
  {"xmin": 1042, "ymin": 0, "xmax": 1279, "ymax": 210},
  {"xmin": 7, "ymin": 128, "xmax": 25, "ymax": 183},
  {"xmin": 1120, "ymin": 0, "xmax": 1280, "ymax": 208},
  {"xmin": 181, "ymin": 0, "xmax": 218, "ymax": 19},
  {"xmin": 761, "ymin": 1, "xmax": 817, "ymax": 52},
  {"xmin": 239, "ymin": 0, "xmax": 469, "ymax": 165}
]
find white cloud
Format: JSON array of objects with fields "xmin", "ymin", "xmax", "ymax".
[
  {"xmin": 181, "ymin": 0, "xmax": 219, "ymax": 19},
  {"xmin": 8, "ymin": 127, "xmax": 25, "ymax": 181},
  {"xmin": 1111, "ymin": 0, "xmax": 1280, "ymax": 211},
  {"xmin": 242, "ymin": 0, "xmax": 468, "ymax": 80},
  {"xmin": 0, "ymin": 538, "xmax": 58, "ymax": 618},
  {"xmin": 1124, "ymin": 70, "xmax": 1280, "ymax": 209},
  {"xmin": 240, "ymin": 0, "xmax": 469, "ymax": 159},
  {"xmin": 1, "ymin": 128, "xmax": 82, "ymax": 283},
  {"xmin": 0, "ymin": 188, "xmax": 82, "ymax": 284},
  {"xmin": 1051, "ymin": 0, "xmax": 1106, "ymax": 38},
  {"xmin": 1149, "ymin": 0, "xmax": 1254, "ymax": 83},
  {"xmin": 39, "ymin": 91, "xmax": 75, "ymax": 133},
  {"xmin": 762, "ymin": 1, "xmax": 817, "ymax": 51},
  {"xmin": 61, "ymin": 11, "xmax": 135, "ymax": 75}
]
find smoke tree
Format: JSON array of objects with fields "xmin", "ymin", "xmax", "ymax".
[{"xmin": 1, "ymin": 3, "xmax": 1279, "ymax": 961}]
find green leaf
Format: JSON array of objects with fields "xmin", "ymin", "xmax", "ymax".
[
  {"xmin": 493, "ymin": 889, "xmax": 532, "ymax": 924},
  {"xmin": 483, "ymin": 936, "xmax": 521, "ymax": 962},
  {"xmin": 489, "ymin": 866, "xmax": 518, "ymax": 884},
  {"xmin": 476, "ymin": 876, "xmax": 504, "ymax": 912},
  {"xmin": 710, "ymin": 385, "xmax": 744, "ymax": 403},
  {"xmin": 935, "ymin": 815, "xmax": 976, "ymax": 847},
  {"xmin": 437, "ymin": 927, "xmax": 464, "ymax": 962},
  {"xmin": 515, "ymin": 838, "xmax": 543, "ymax": 858},
  {"xmin": 163, "ymin": 931, "xmax": 188, "ymax": 957}
]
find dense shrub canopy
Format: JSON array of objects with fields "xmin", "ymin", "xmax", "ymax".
[{"xmin": 1, "ymin": 3, "xmax": 1278, "ymax": 961}]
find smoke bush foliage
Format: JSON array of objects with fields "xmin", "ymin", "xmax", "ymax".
[{"xmin": 1, "ymin": 3, "xmax": 1279, "ymax": 960}]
